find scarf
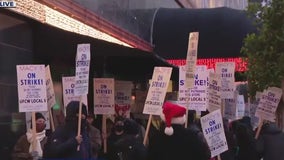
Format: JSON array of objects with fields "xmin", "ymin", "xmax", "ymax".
[{"xmin": 26, "ymin": 129, "xmax": 46, "ymax": 157}]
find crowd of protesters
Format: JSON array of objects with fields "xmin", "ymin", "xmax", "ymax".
[{"xmin": 11, "ymin": 100, "xmax": 284, "ymax": 160}]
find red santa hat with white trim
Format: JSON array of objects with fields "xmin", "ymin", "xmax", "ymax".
[{"xmin": 160, "ymin": 101, "xmax": 187, "ymax": 136}]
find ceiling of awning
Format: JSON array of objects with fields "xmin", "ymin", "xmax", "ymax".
[
  {"xmin": 152, "ymin": 7, "xmax": 257, "ymax": 59},
  {"xmin": 32, "ymin": 21, "xmax": 178, "ymax": 82}
]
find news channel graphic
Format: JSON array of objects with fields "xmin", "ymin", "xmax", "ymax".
[{"xmin": 0, "ymin": 0, "xmax": 16, "ymax": 8}]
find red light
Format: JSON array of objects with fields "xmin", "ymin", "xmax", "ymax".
[{"xmin": 167, "ymin": 57, "xmax": 247, "ymax": 72}]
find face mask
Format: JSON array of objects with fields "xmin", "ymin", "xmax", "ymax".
[
  {"xmin": 36, "ymin": 123, "xmax": 46, "ymax": 133},
  {"xmin": 66, "ymin": 114, "xmax": 87, "ymax": 127}
]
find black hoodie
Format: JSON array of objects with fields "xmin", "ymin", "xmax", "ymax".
[
  {"xmin": 65, "ymin": 101, "xmax": 88, "ymax": 130},
  {"xmin": 43, "ymin": 101, "xmax": 92, "ymax": 159}
]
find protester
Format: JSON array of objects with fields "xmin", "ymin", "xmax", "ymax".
[
  {"xmin": 86, "ymin": 113, "xmax": 102, "ymax": 159},
  {"xmin": 106, "ymin": 116, "xmax": 127, "ymax": 160},
  {"xmin": 135, "ymin": 118, "xmax": 146, "ymax": 142},
  {"xmin": 220, "ymin": 118, "xmax": 238, "ymax": 160},
  {"xmin": 12, "ymin": 112, "xmax": 47, "ymax": 160},
  {"xmin": 231, "ymin": 116, "xmax": 260, "ymax": 160},
  {"xmin": 148, "ymin": 101, "xmax": 211, "ymax": 160},
  {"xmin": 111, "ymin": 118, "xmax": 147, "ymax": 160},
  {"xmin": 42, "ymin": 101, "xmax": 92, "ymax": 159},
  {"xmin": 255, "ymin": 122, "xmax": 284, "ymax": 160}
]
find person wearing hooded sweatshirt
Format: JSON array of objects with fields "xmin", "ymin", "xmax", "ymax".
[
  {"xmin": 12, "ymin": 112, "xmax": 47, "ymax": 160},
  {"xmin": 42, "ymin": 101, "xmax": 92, "ymax": 159},
  {"xmin": 256, "ymin": 122, "xmax": 284, "ymax": 160},
  {"xmin": 231, "ymin": 116, "xmax": 260, "ymax": 160}
]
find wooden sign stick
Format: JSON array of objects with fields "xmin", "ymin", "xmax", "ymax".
[
  {"xmin": 218, "ymin": 155, "xmax": 222, "ymax": 160},
  {"xmin": 217, "ymin": 99, "xmax": 225, "ymax": 160},
  {"xmin": 184, "ymin": 97, "xmax": 190, "ymax": 128},
  {"xmin": 48, "ymin": 107, "xmax": 55, "ymax": 132},
  {"xmin": 77, "ymin": 96, "xmax": 83, "ymax": 151},
  {"xmin": 143, "ymin": 114, "xmax": 152, "ymax": 146},
  {"xmin": 102, "ymin": 115, "xmax": 107, "ymax": 153},
  {"xmin": 31, "ymin": 111, "xmax": 37, "ymax": 151},
  {"xmin": 255, "ymin": 118, "xmax": 264, "ymax": 139}
]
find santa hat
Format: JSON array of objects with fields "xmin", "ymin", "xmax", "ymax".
[{"xmin": 160, "ymin": 101, "xmax": 186, "ymax": 136}]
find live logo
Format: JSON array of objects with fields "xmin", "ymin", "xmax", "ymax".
[{"xmin": 0, "ymin": 1, "xmax": 16, "ymax": 8}]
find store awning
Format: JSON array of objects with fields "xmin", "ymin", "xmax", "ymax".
[
  {"xmin": 152, "ymin": 7, "xmax": 257, "ymax": 59},
  {"xmin": 32, "ymin": 21, "xmax": 178, "ymax": 82}
]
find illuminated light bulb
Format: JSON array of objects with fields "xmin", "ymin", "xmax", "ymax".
[{"xmin": 8, "ymin": 0, "xmax": 133, "ymax": 48}]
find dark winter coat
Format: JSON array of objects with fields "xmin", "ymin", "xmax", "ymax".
[
  {"xmin": 111, "ymin": 134, "xmax": 147, "ymax": 160},
  {"xmin": 148, "ymin": 124, "xmax": 211, "ymax": 160},
  {"xmin": 43, "ymin": 125, "xmax": 92, "ymax": 159},
  {"xmin": 42, "ymin": 101, "xmax": 92, "ymax": 159},
  {"xmin": 256, "ymin": 123, "xmax": 284, "ymax": 160},
  {"xmin": 232, "ymin": 119, "xmax": 260, "ymax": 160},
  {"xmin": 220, "ymin": 119, "xmax": 237, "ymax": 160}
]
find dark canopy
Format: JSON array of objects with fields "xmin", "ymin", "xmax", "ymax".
[
  {"xmin": 152, "ymin": 7, "xmax": 257, "ymax": 59},
  {"xmin": 32, "ymin": 21, "xmax": 178, "ymax": 82}
]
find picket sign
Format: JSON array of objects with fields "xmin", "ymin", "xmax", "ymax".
[
  {"xmin": 142, "ymin": 67, "xmax": 172, "ymax": 146},
  {"xmin": 254, "ymin": 87, "xmax": 282, "ymax": 139},
  {"xmin": 17, "ymin": 64, "xmax": 48, "ymax": 152},
  {"xmin": 46, "ymin": 65, "xmax": 56, "ymax": 132},
  {"xmin": 62, "ymin": 76, "xmax": 88, "ymax": 111},
  {"xmin": 93, "ymin": 78, "xmax": 115, "ymax": 153},
  {"xmin": 184, "ymin": 32, "xmax": 199, "ymax": 127},
  {"xmin": 201, "ymin": 109, "xmax": 228, "ymax": 160},
  {"xmin": 74, "ymin": 44, "xmax": 91, "ymax": 151}
]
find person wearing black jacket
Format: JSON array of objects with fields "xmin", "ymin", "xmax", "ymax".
[
  {"xmin": 148, "ymin": 101, "xmax": 211, "ymax": 160},
  {"xmin": 43, "ymin": 101, "xmax": 92, "ymax": 159},
  {"xmin": 231, "ymin": 116, "xmax": 260, "ymax": 160}
]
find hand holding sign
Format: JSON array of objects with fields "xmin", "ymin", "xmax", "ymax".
[{"xmin": 74, "ymin": 44, "xmax": 91, "ymax": 151}]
